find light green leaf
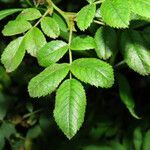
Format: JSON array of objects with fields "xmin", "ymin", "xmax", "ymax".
[
  {"xmin": 52, "ymin": 13, "xmax": 68, "ymax": 32},
  {"xmin": 118, "ymin": 74, "xmax": 140, "ymax": 119},
  {"xmin": 94, "ymin": 27, "xmax": 117, "ymax": 60},
  {"xmin": 71, "ymin": 58, "xmax": 114, "ymax": 88},
  {"xmin": 101, "ymin": 0, "xmax": 130, "ymax": 28},
  {"xmin": 121, "ymin": 30, "xmax": 150, "ymax": 76},
  {"xmin": 28, "ymin": 63, "xmax": 69, "ymax": 98},
  {"xmin": 16, "ymin": 8, "xmax": 41, "ymax": 21},
  {"xmin": 0, "ymin": 9, "xmax": 22, "ymax": 21},
  {"xmin": 54, "ymin": 79, "xmax": 86, "ymax": 139},
  {"xmin": 1, "ymin": 37, "xmax": 25, "ymax": 72},
  {"xmin": 133, "ymin": 127, "xmax": 143, "ymax": 150},
  {"xmin": 143, "ymin": 129, "xmax": 150, "ymax": 150},
  {"xmin": 24, "ymin": 27, "xmax": 46, "ymax": 57},
  {"xmin": 77, "ymin": 4, "xmax": 96, "ymax": 31},
  {"xmin": 2, "ymin": 20, "xmax": 32, "ymax": 36},
  {"xmin": 37, "ymin": 40, "xmax": 68, "ymax": 67},
  {"xmin": 70, "ymin": 36, "xmax": 95, "ymax": 51},
  {"xmin": 130, "ymin": 0, "xmax": 150, "ymax": 19},
  {"xmin": 41, "ymin": 17, "xmax": 60, "ymax": 39}
]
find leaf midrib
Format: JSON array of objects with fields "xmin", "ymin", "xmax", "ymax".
[{"xmin": 109, "ymin": 0, "xmax": 128, "ymax": 26}]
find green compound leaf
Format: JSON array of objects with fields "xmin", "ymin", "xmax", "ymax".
[
  {"xmin": 1, "ymin": 37, "xmax": 25, "ymax": 72},
  {"xmin": 2, "ymin": 20, "xmax": 32, "ymax": 36},
  {"xmin": 16, "ymin": 8, "xmax": 42, "ymax": 21},
  {"xmin": 71, "ymin": 58, "xmax": 114, "ymax": 88},
  {"xmin": 70, "ymin": 35, "xmax": 95, "ymax": 51},
  {"xmin": 121, "ymin": 30, "xmax": 150, "ymax": 76},
  {"xmin": 41, "ymin": 17, "xmax": 60, "ymax": 39},
  {"xmin": 77, "ymin": 4, "xmax": 96, "ymax": 31},
  {"xmin": 101, "ymin": 0, "xmax": 130, "ymax": 28},
  {"xmin": 24, "ymin": 27, "xmax": 46, "ymax": 57},
  {"xmin": 118, "ymin": 74, "xmax": 140, "ymax": 119},
  {"xmin": 0, "ymin": 9, "xmax": 22, "ymax": 21},
  {"xmin": 54, "ymin": 79, "xmax": 86, "ymax": 139},
  {"xmin": 94, "ymin": 27, "xmax": 117, "ymax": 60},
  {"xmin": 37, "ymin": 40, "xmax": 68, "ymax": 67},
  {"xmin": 28, "ymin": 63, "xmax": 69, "ymax": 98},
  {"xmin": 130, "ymin": 0, "xmax": 150, "ymax": 19}
]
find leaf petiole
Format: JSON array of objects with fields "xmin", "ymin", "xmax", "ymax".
[
  {"xmin": 33, "ymin": 9, "xmax": 51, "ymax": 28},
  {"xmin": 93, "ymin": 19, "xmax": 105, "ymax": 25},
  {"xmin": 94, "ymin": 0, "xmax": 104, "ymax": 5}
]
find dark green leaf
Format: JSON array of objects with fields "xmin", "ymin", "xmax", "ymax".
[
  {"xmin": 0, "ymin": 135, "xmax": 5, "ymax": 150},
  {"xmin": 94, "ymin": 27, "xmax": 117, "ymax": 60},
  {"xmin": 133, "ymin": 127, "xmax": 143, "ymax": 150},
  {"xmin": 121, "ymin": 30, "xmax": 150, "ymax": 75},
  {"xmin": 143, "ymin": 130, "xmax": 150, "ymax": 150},
  {"xmin": 0, "ymin": 122, "xmax": 16, "ymax": 138},
  {"xmin": 118, "ymin": 74, "xmax": 140, "ymax": 119},
  {"xmin": 26, "ymin": 125, "xmax": 42, "ymax": 139}
]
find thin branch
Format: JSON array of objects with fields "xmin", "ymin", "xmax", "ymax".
[
  {"xmin": 93, "ymin": 20, "xmax": 105, "ymax": 25},
  {"xmin": 33, "ymin": 9, "xmax": 50, "ymax": 27}
]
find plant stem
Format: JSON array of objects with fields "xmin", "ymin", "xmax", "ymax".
[
  {"xmin": 94, "ymin": 0, "xmax": 104, "ymax": 5},
  {"xmin": 68, "ymin": 27, "xmax": 73, "ymax": 79},
  {"xmin": 114, "ymin": 60, "xmax": 125, "ymax": 68},
  {"xmin": 46, "ymin": 0, "xmax": 75, "ymax": 79},
  {"xmin": 33, "ymin": 9, "xmax": 50, "ymax": 27},
  {"xmin": 46, "ymin": 0, "xmax": 66, "ymax": 19},
  {"xmin": 46, "ymin": 0, "xmax": 76, "ymax": 30},
  {"xmin": 93, "ymin": 20, "xmax": 105, "ymax": 25},
  {"xmin": 23, "ymin": 109, "xmax": 43, "ymax": 119}
]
